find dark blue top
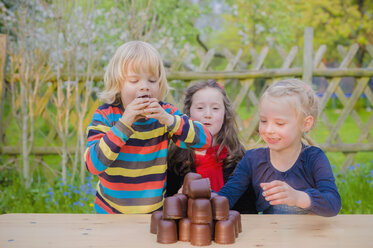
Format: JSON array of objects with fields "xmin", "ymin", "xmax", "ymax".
[{"xmin": 218, "ymin": 145, "xmax": 341, "ymax": 217}]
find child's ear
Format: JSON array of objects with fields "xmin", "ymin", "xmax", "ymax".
[{"xmin": 302, "ymin": 115, "xmax": 314, "ymax": 132}]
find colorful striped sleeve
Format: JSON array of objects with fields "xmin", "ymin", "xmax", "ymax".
[
  {"xmin": 85, "ymin": 107, "xmax": 134, "ymax": 175},
  {"xmin": 163, "ymin": 102, "xmax": 212, "ymax": 151}
]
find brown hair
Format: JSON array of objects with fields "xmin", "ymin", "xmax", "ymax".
[{"xmin": 168, "ymin": 79, "xmax": 245, "ymax": 176}]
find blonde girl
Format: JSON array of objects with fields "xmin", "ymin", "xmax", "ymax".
[{"xmin": 218, "ymin": 79, "xmax": 341, "ymax": 216}]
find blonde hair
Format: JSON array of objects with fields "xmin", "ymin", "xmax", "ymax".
[
  {"xmin": 99, "ymin": 41, "xmax": 168, "ymax": 104},
  {"xmin": 261, "ymin": 78, "xmax": 319, "ymax": 130}
]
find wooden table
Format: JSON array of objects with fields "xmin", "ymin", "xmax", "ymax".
[{"xmin": 0, "ymin": 214, "xmax": 372, "ymax": 247}]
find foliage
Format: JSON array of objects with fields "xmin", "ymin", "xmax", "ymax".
[
  {"xmin": 297, "ymin": 0, "xmax": 373, "ymax": 65},
  {"xmin": 211, "ymin": 0, "xmax": 373, "ymax": 66},
  {"xmin": 213, "ymin": 1, "xmax": 301, "ymax": 50},
  {"xmin": 0, "ymin": 168, "xmax": 97, "ymax": 213}
]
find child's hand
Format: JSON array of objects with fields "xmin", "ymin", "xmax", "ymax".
[
  {"xmin": 178, "ymin": 186, "xmax": 183, "ymax": 194},
  {"xmin": 120, "ymin": 97, "xmax": 151, "ymax": 126},
  {"xmin": 143, "ymin": 98, "xmax": 174, "ymax": 126},
  {"xmin": 260, "ymin": 180, "xmax": 311, "ymax": 209}
]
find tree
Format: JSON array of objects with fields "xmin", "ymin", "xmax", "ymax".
[
  {"xmin": 206, "ymin": 0, "xmax": 302, "ymax": 67},
  {"xmin": 208, "ymin": 0, "xmax": 373, "ymax": 67},
  {"xmin": 297, "ymin": 0, "xmax": 373, "ymax": 66}
]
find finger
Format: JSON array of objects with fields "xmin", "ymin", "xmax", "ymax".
[
  {"xmin": 123, "ymin": 108, "xmax": 143, "ymax": 116},
  {"xmin": 146, "ymin": 101, "xmax": 160, "ymax": 109},
  {"xmin": 260, "ymin": 180, "xmax": 283, "ymax": 191},
  {"xmin": 262, "ymin": 185, "xmax": 284, "ymax": 197},
  {"xmin": 131, "ymin": 102, "xmax": 151, "ymax": 112},
  {"xmin": 147, "ymin": 97, "xmax": 159, "ymax": 103},
  {"xmin": 144, "ymin": 108, "xmax": 160, "ymax": 116},
  {"xmin": 127, "ymin": 101, "xmax": 149, "ymax": 111},
  {"xmin": 268, "ymin": 198, "xmax": 287, "ymax": 205},
  {"xmin": 139, "ymin": 98, "xmax": 157, "ymax": 107},
  {"xmin": 264, "ymin": 191, "xmax": 287, "ymax": 202},
  {"xmin": 144, "ymin": 112, "xmax": 160, "ymax": 119}
]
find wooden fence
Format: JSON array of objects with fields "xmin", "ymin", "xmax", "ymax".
[{"xmin": 0, "ymin": 28, "xmax": 373, "ymax": 184}]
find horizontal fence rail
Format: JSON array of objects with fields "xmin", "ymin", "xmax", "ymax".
[
  {"xmin": 1, "ymin": 29, "xmax": 373, "ymax": 180},
  {"xmin": 5, "ymin": 68, "xmax": 373, "ymax": 82}
]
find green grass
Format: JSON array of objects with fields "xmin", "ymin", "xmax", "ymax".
[
  {"xmin": 0, "ymin": 105, "xmax": 372, "ymax": 214},
  {"xmin": 311, "ymin": 108, "xmax": 373, "ymax": 144},
  {"xmin": 334, "ymin": 162, "xmax": 373, "ymax": 214}
]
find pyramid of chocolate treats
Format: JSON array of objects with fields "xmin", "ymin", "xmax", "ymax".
[{"xmin": 150, "ymin": 172, "xmax": 242, "ymax": 245}]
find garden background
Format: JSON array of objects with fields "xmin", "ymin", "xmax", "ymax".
[{"xmin": 0, "ymin": 0, "xmax": 372, "ymax": 214}]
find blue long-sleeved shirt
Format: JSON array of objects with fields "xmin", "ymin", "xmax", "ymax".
[{"xmin": 218, "ymin": 145, "xmax": 341, "ymax": 217}]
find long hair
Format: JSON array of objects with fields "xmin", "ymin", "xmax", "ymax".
[{"xmin": 168, "ymin": 79, "xmax": 245, "ymax": 176}]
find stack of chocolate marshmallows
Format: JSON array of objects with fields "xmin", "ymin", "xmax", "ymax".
[{"xmin": 150, "ymin": 172, "xmax": 242, "ymax": 246}]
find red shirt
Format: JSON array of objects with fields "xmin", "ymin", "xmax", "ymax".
[{"xmin": 195, "ymin": 145, "xmax": 228, "ymax": 192}]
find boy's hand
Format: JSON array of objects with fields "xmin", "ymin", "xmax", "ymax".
[
  {"xmin": 260, "ymin": 180, "xmax": 311, "ymax": 209},
  {"xmin": 143, "ymin": 98, "xmax": 174, "ymax": 126},
  {"xmin": 120, "ymin": 97, "xmax": 151, "ymax": 126}
]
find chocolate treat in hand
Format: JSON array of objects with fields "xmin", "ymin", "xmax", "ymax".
[{"xmin": 136, "ymin": 91, "xmax": 151, "ymax": 117}]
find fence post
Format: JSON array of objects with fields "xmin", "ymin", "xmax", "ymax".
[
  {"xmin": 303, "ymin": 27, "xmax": 313, "ymax": 85},
  {"xmin": 0, "ymin": 34, "xmax": 7, "ymax": 149}
]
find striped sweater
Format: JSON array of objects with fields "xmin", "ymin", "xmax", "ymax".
[{"xmin": 85, "ymin": 101, "xmax": 212, "ymax": 214}]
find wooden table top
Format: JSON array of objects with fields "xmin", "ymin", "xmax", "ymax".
[{"xmin": 0, "ymin": 214, "xmax": 372, "ymax": 248}]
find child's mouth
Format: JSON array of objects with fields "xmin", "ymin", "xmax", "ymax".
[
  {"xmin": 137, "ymin": 94, "xmax": 151, "ymax": 99},
  {"xmin": 266, "ymin": 137, "xmax": 280, "ymax": 144}
]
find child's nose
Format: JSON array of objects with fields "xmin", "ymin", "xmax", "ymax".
[
  {"xmin": 204, "ymin": 108, "xmax": 212, "ymax": 118},
  {"xmin": 265, "ymin": 123, "xmax": 275, "ymax": 133},
  {"xmin": 139, "ymin": 80, "xmax": 150, "ymax": 90}
]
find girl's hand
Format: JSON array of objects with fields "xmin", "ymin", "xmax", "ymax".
[
  {"xmin": 120, "ymin": 97, "xmax": 151, "ymax": 126},
  {"xmin": 260, "ymin": 180, "xmax": 311, "ymax": 209},
  {"xmin": 143, "ymin": 98, "xmax": 174, "ymax": 126}
]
